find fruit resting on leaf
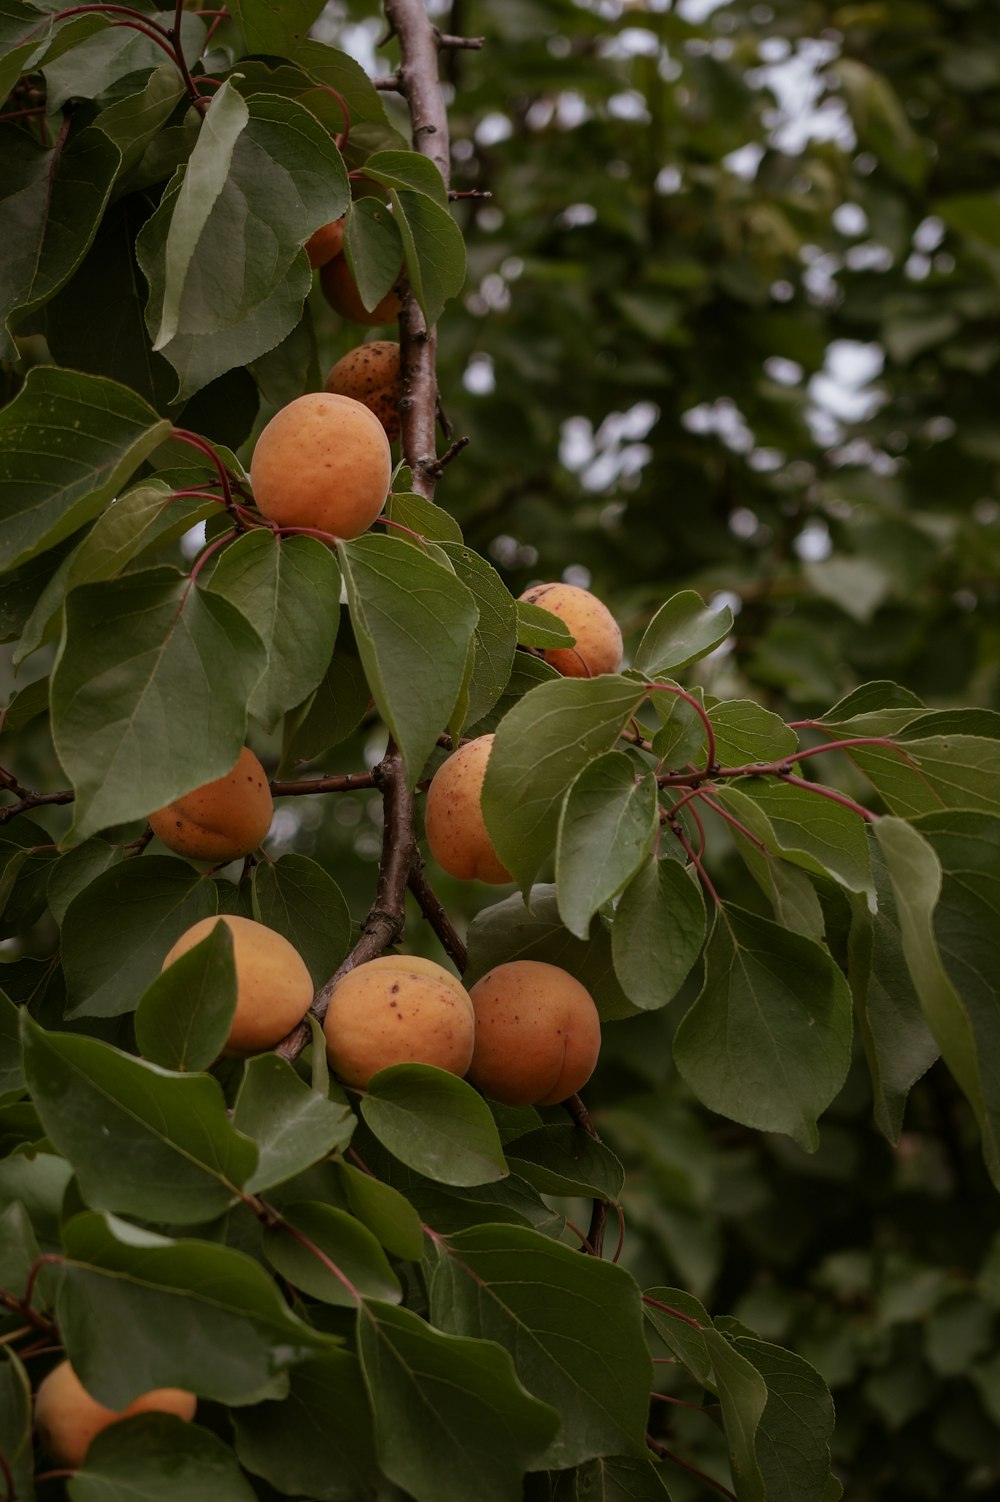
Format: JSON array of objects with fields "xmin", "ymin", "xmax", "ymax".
[
  {"xmin": 34, "ymin": 1360, "xmax": 196, "ymax": 1468},
  {"xmin": 323, "ymin": 954, "xmax": 475, "ymax": 1088},
  {"xmin": 250, "ymin": 391, "xmax": 391, "ymax": 537}
]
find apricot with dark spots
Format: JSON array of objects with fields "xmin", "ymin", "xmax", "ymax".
[
  {"xmin": 149, "ymin": 747, "xmax": 272, "ymax": 863},
  {"xmin": 325, "ymin": 340, "xmax": 401, "ymax": 441},
  {"xmin": 468, "ymin": 960, "xmax": 601, "ymax": 1106},
  {"xmin": 519, "ymin": 582, "xmax": 623, "ymax": 678},
  {"xmin": 323, "ymin": 954, "xmax": 475, "ymax": 1088}
]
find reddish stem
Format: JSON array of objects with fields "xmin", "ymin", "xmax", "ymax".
[
  {"xmin": 779, "ymin": 771, "xmax": 876, "ymax": 823},
  {"xmin": 698, "ymin": 791, "xmax": 769, "ymax": 853},
  {"xmin": 642, "ymin": 1294, "xmax": 703, "ymax": 1330},
  {"xmin": 645, "ymin": 1437, "xmax": 737, "ymax": 1502},
  {"xmin": 670, "ymin": 821, "xmax": 721, "ymax": 907},
  {"xmin": 172, "ymin": 429, "xmax": 235, "ymax": 510},
  {"xmin": 646, "ymin": 682, "xmax": 716, "ymax": 771},
  {"xmin": 188, "ymin": 529, "xmax": 236, "ymax": 587}
]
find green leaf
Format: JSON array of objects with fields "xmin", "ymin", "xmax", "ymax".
[
  {"xmin": 364, "ymin": 150, "xmax": 450, "ymax": 208},
  {"xmin": 611, "ymin": 856, "xmax": 706, "ymax": 1011},
  {"xmin": 134, "ymin": 919, "xmax": 237, "ymax": 1072},
  {"xmin": 0, "ymin": 815, "xmax": 59, "ymax": 938},
  {"xmin": 334, "ymin": 1160, "xmax": 424, "ymax": 1261},
  {"xmin": 69, "ymin": 1414, "xmax": 257, "ymax": 1502},
  {"xmin": 707, "ymin": 700, "xmax": 798, "ymax": 768},
  {"xmin": 340, "ymin": 533, "xmax": 478, "ymax": 786},
  {"xmin": 848, "ymin": 836, "xmax": 938, "ymax": 1144},
  {"xmin": 516, "ymin": 598, "xmax": 575, "ymax": 649},
  {"xmin": 427, "ymin": 1224, "xmax": 651, "ymax": 1468},
  {"xmin": 0, "ymin": 1201, "xmax": 38, "ymax": 1306},
  {"xmin": 21, "ymin": 1015, "xmax": 257, "ymax": 1222},
  {"xmin": 61, "ymin": 856, "xmax": 219, "ymax": 1020},
  {"xmin": 344, "ymin": 195, "xmax": 405, "ymax": 311},
  {"xmin": 731, "ymin": 1338, "xmax": 837, "ymax": 1502},
  {"xmin": 0, "ymin": 1349, "xmax": 33, "ymax": 1502},
  {"xmin": 482, "ymin": 675, "xmax": 648, "ymax": 891},
  {"xmin": 59, "ymin": 1211, "xmax": 332, "ymax": 1406},
  {"xmin": 633, "ymin": 592, "xmax": 733, "ymax": 677},
  {"xmin": 0, "ymin": 1149, "xmax": 73, "ymax": 1245},
  {"xmin": 568, "ymin": 1457, "xmax": 675, "ymax": 1499},
  {"xmin": 715, "ymin": 781, "xmax": 873, "ymax": 895},
  {"xmin": 361, "ymin": 1063, "xmax": 508, "ymax": 1187},
  {"xmin": 846, "ymin": 736, "xmax": 1000, "ymax": 819},
  {"xmin": 0, "ymin": 122, "xmax": 119, "ymax": 352},
  {"xmin": 358, "ymin": 1298, "xmax": 559, "ymax": 1502},
  {"xmin": 51, "ymin": 567, "xmax": 266, "ymax": 842},
  {"xmin": 438, "ymin": 542, "xmax": 518, "ymax": 731},
  {"xmin": 232, "ymin": 1350, "xmax": 379, "ymax": 1501},
  {"xmin": 0, "ymin": 989, "xmax": 24, "ymax": 1099},
  {"xmin": 0, "ymin": 368, "xmax": 171, "ymax": 574},
  {"xmin": 233, "ymin": 1053, "xmax": 354, "ymax": 1193},
  {"xmin": 137, "ymin": 85, "xmax": 350, "ymax": 398},
  {"xmin": 642, "ymin": 1287, "xmax": 713, "ymax": 1388},
  {"xmin": 251, "ymin": 853, "xmax": 351, "ymax": 989},
  {"xmin": 43, "ymin": 11, "xmax": 205, "ymax": 107},
  {"xmin": 673, "ymin": 906, "xmax": 854, "ymax": 1151},
  {"xmin": 466, "ymin": 884, "xmax": 636, "ymax": 1022},
  {"xmin": 650, "ymin": 683, "xmax": 707, "ymax": 769},
  {"xmin": 204, "ymin": 532, "xmax": 340, "ymax": 732},
  {"xmin": 389, "ymin": 187, "xmax": 467, "ymax": 327},
  {"xmin": 556, "ymin": 752, "xmax": 658, "ymax": 939},
  {"xmin": 387, "ymin": 491, "xmax": 463, "ymax": 544},
  {"xmin": 293, "ymin": 40, "xmax": 398, "ymax": 132},
  {"xmin": 701, "ymin": 1328, "xmax": 767, "ymax": 1502},
  {"xmin": 92, "ymin": 63, "xmax": 186, "ymax": 171},
  {"xmin": 229, "ymin": 0, "xmax": 326, "ymax": 54},
  {"xmin": 735, "ymin": 839, "xmax": 826, "ymax": 943},
  {"xmin": 263, "ymin": 1200, "xmax": 402, "ymax": 1305},
  {"xmin": 503, "ymin": 1124, "xmax": 624, "ymax": 1202},
  {"xmin": 280, "ymin": 626, "xmax": 371, "ymax": 767}
]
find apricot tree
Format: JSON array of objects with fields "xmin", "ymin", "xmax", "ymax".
[{"xmin": 1, "ymin": 2, "xmax": 999, "ymax": 1500}]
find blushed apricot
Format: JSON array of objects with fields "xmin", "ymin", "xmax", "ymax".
[
  {"xmin": 468, "ymin": 960, "xmax": 601, "ymax": 1106},
  {"xmin": 519, "ymin": 582, "xmax": 623, "ymax": 678},
  {"xmin": 320, "ymin": 252, "xmax": 403, "ymax": 325},
  {"xmin": 148, "ymin": 747, "xmax": 272, "ymax": 863},
  {"xmin": 250, "ymin": 391, "xmax": 391, "ymax": 537},
  {"xmin": 34, "ymin": 1360, "xmax": 196, "ymax": 1468},
  {"xmin": 323, "ymin": 954, "xmax": 475, "ymax": 1089},
  {"xmin": 325, "ymin": 341, "xmax": 401, "ymax": 441},
  {"xmin": 162, "ymin": 915, "xmax": 313, "ymax": 1058},
  {"xmin": 306, "ymin": 217, "xmax": 345, "ymax": 269},
  {"xmin": 424, "ymin": 735, "xmax": 511, "ymax": 885}
]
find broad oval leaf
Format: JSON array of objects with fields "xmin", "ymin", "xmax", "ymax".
[
  {"xmin": 611, "ymin": 855, "xmax": 706, "ymax": 1011},
  {"xmin": 263, "ymin": 1200, "xmax": 402, "ymax": 1306},
  {"xmin": 69, "ymin": 1414, "xmax": 258, "ymax": 1502},
  {"xmin": 134, "ymin": 918, "xmax": 237, "ymax": 1072},
  {"xmin": 361, "ymin": 1063, "xmax": 508, "ymax": 1187},
  {"xmin": 633, "ymin": 591, "xmax": 733, "ymax": 677},
  {"xmin": 233, "ymin": 1053, "xmax": 355, "ymax": 1193},
  {"xmin": 251, "ymin": 853, "xmax": 352, "ymax": 989},
  {"xmin": 556, "ymin": 751, "xmax": 658, "ymax": 939}
]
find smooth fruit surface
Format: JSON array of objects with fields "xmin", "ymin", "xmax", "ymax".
[
  {"xmin": 325, "ymin": 340, "xmax": 401, "ymax": 441},
  {"xmin": 468, "ymin": 960, "xmax": 601, "ymax": 1106},
  {"xmin": 424, "ymin": 735, "xmax": 511, "ymax": 884},
  {"xmin": 162, "ymin": 915, "xmax": 313, "ymax": 1057},
  {"xmin": 34, "ymin": 1360, "xmax": 196, "ymax": 1468},
  {"xmin": 323, "ymin": 954, "xmax": 475, "ymax": 1088},
  {"xmin": 305, "ymin": 217, "xmax": 345, "ymax": 269},
  {"xmin": 148, "ymin": 746, "xmax": 272, "ymax": 863},
  {"xmin": 320, "ymin": 252, "xmax": 403, "ymax": 325},
  {"xmin": 519, "ymin": 582, "xmax": 623, "ymax": 678},
  {"xmin": 250, "ymin": 391, "xmax": 391, "ymax": 537}
]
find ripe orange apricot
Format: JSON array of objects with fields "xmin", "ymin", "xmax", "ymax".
[
  {"xmin": 250, "ymin": 391, "xmax": 391, "ymax": 537},
  {"xmin": 424, "ymin": 735, "xmax": 511, "ymax": 885},
  {"xmin": 323, "ymin": 954, "xmax": 475, "ymax": 1089},
  {"xmin": 325, "ymin": 341, "xmax": 401, "ymax": 441},
  {"xmin": 34, "ymin": 1360, "xmax": 196, "ymax": 1468},
  {"xmin": 519, "ymin": 582, "xmax": 623, "ymax": 678},
  {"xmin": 161, "ymin": 915, "xmax": 313, "ymax": 1058},
  {"xmin": 306, "ymin": 217, "xmax": 345, "ymax": 269},
  {"xmin": 320, "ymin": 252, "xmax": 403, "ymax": 325},
  {"xmin": 148, "ymin": 747, "xmax": 272, "ymax": 863},
  {"xmin": 468, "ymin": 960, "xmax": 601, "ymax": 1106}
]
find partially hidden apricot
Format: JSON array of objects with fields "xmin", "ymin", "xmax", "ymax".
[
  {"xmin": 519, "ymin": 582, "xmax": 623, "ymax": 678},
  {"xmin": 305, "ymin": 217, "xmax": 345, "ymax": 269},
  {"xmin": 250, "ymin": 391, "xmax": 391, "ymax": 537},
  {"xmin": 148, "ymin": 747, "xmax": 272, "ymax": 863},
  {"xmin": 468, "ymin": 960, "xmax": 601, "ymax": 1106},
  {"xmin": 323, "ymin": 954, "xmax": 475, "ymax": 1089},
  {"xmin": 161, "ymin": 914, "xmax": 313, "ymax": 1058},
  {"xmin": 34, "ymin": 1360, "xmax": 196, "ymax": 1469},
  {"xmin": 320, "ymin": 252, "xmax": 403, "ymax": 326},
  {"xmin": 325, "ymin": 341, "xmax": 401, "ymax": 441},
  {"xmin": 424, "ymin": 735, "xmax": 511, "ymax": 885}
]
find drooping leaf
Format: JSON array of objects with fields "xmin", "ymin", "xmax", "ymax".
[
  {"xmin": 611, "ymin": 855, "xmax": 706, "ymax": 1011},
  {"xmin": 344, "ymin": 195, "xmax": 405, "ymax": 311},
  {"xmin": 69, "ymin": 1414, "xmax": 258, "ymax": 1502},
  {"xmin": 334, "ymin": 1160, "xmax": 424, "ymax": 1261},
  {"xmin": 556, "ymin": 751, "xmax": 658, "ymax": 939},
  {"xmin": 361, "ymin": 1063, "xmax": 508, "ymax": 1187},
  {"xmin": 251, "ymin": 853, "xmax": 351, "ymax": 989},
  {"xmin": 233, "ymin": 1053, "xmax": 354, "ymax": 1193},
  {"xmin": 504, "ymin": 1125, "xmax": 624, "ymax": 1202},
  {"xmin": 673, "ymin": 906, "xmax": 854, "ymax": 1151},
  {"xmin": 22, "ymin": 1015, "xmax": 257, "ymax": 1222},
  {"xmin": 732, "ymin": 1337, "xmax": 837, "ymax": 1502},
  {"xmin": 358, "ymin": 1298, "xmax": 559, "ymax": 1502},
  {"xmin": 59, "ymin": 1212, "xmax": 333, "ymax": 1406},
  {"xmin": 263, "ymin": 1200, "xmax": 402, "ymax": 1305},
  {"xmin": 387, "ymin": 187, "xmax": 466, "ymax": 327},
  {"xmin": 642, "ymin": 1287, "xmax": 713, "ymax": 1388},
  {"xmin": 714, "ymin": 780, "xmax": 873, "ymax": 895},
  {"xmin": 0, "ymin": 1349, "xmax": 33, "ymax": 1502},
  {"xmin": 633, "ymin": 592, "xmax": 733, "ymax": 677},
  {"xmin": 51, "ymin": 567, "xmax": 266, "ymax": 842},
  {"xmin": 438, "ymin": 542, "xmax": 518, "ymax": 730},
  {"xmin": 134, "ymin": 918, "xmax": 237, "ymax": 1071}
]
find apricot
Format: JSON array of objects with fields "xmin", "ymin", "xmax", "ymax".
[
  {"xmin": 161, "ymin": 914, "xmax": 313, "ymax": 1057},
  {"xmin": 305, "ymin": 217, "xmax": 345, "ymax": 269},
  {"xmin": 519, "ymin": 582, "xmax": 623, "ymax": 678},
  {"xmin": 320, "ymin": 252, "xmax": 403, "ymax": 326},
  {"xmin": 34, "ymin": 1359, "xmax": 196, "ymax": 1468},
  {"xmin": 148, "ymin": 746, "xmax": 272, "ymax": 863},
  {"xmin": 467, "ymin": 960, "xmax": 601, "ymax": 1106},
  {"xmin": 323, "ymin": 954, "xmax": 475, "ymax": 1089},
  {"xmin": 250, "ymin": 391, "xmax": 392, "ymax": 537},
  {"xmin": 424, "ymin": 735, "xmax": 511, "ymax": 885},
  {"xmin": 325, "ymin": 341, "xmax": 401, "ymax": 441}
]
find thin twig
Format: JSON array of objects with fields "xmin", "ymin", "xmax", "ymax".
[
  {"xmin": 645, "ymin": 1436, "xmax": 737, "ymax": 1502},
  {"xmin": 407, "ymin": 863, "xmax": 468, "ymax": 972}
]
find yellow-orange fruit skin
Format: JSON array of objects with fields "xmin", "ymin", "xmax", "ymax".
[
  {"xmin": 323, "ymin": 955, "xmax": 475, "ymax": 1089},
  {"xmin": 320, "ymin": 252, "xmax": 403, "ymax": 326},
  {"xmin": 468, "ymin": 960, "xmax": 602, "ymax": 1107},
  {"xmin": 306, "ymin": 218, "xmax": 345, "ymax": 269},
  {"xmin": 148, "ymin": 747, "xmax": 272, "ymax": 863},
  {"xmin": 325, "ymin": 341, "xmax": 401, "ymax": 441},
  {"xmin": 519, "ymin": 583, "xmax": 623, "ymax": 678},
  {"xmin": 250, "ymin": 392, "xmax": 391, "ymax": 538},
  {"xmin": 34, "ymin": 1360, "xmax": 196, "ymax": 1469},
  {"xmin": 424, "ymin": 735, "xmax": 511, "ymax": 885},
  {"xmin": 161, "ymin": 915, "xmax": 313, "ymax": 1058}
]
